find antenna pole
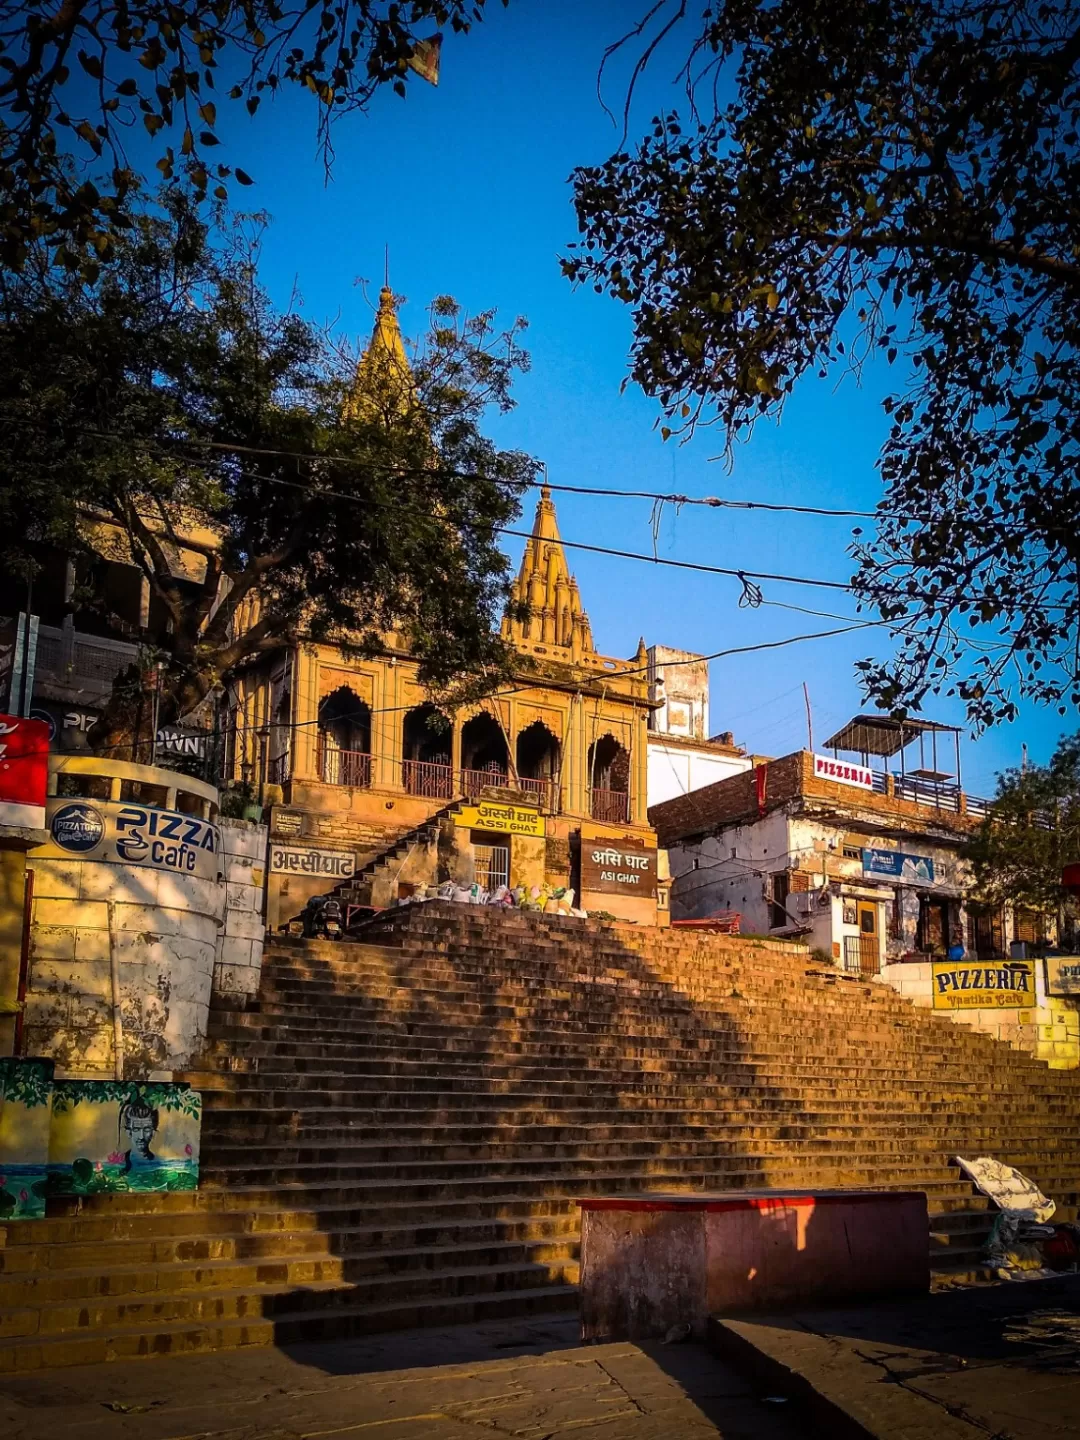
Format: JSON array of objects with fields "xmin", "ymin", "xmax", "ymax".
[{"xmin": 803, "ymin": 682, "xmax": 814, "ymax": 753}]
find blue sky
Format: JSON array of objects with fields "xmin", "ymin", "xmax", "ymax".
[{"xmin": 138, "ymin": 0, "xmax": 1070, "ymax": 794}]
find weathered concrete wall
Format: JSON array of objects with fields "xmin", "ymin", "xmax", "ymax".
[
  {"xmin": 26, "ymin": 759, "xmax": 225, "ymax": 1078},
  {"xmin": 212, "ymin": 819, "xmax": 267, "ymax": 1006}
]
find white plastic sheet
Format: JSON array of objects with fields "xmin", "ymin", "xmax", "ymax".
[{"xmin": 954, "ymin": 1155, "xmax": 1056, "ymax": 1222}]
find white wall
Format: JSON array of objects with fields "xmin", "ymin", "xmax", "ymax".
[
  {"xmin": 29, "ymin": 795, "xmax": 267, "ymax": 1076},
  {"xmin": 668, "ymin": 811, "xmax": 791, "ymax": 930},
  {"xmin": 214, "ymin": 819, "xmax": 268, "ymax": 1007},
  {"xmin": 647, "ymin": 740, "xmax": 752, "ymax": 810}
]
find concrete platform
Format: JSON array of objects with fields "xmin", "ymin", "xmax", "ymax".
[
  {"xmin": 709, "ymin": 1272, "xmax": 1080, "ymax": 1440},
  {"xmin": 0, "ymin": 1313, "xmax": 813, "ymax": 1440}
]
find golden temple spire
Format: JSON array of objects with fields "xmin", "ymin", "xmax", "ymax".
[
  {"xmin": 503, "ymin": 485, "xmax": 594, "ymax": 656},
  {"xmin": 344, "ymin": 277, "xmax": 413, "ymax": 421}
]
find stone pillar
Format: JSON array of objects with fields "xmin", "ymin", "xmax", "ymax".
[
  {"xmin": 292, "ymin": 647, "xmax": 319, "ymax": 781},
  {"xmin": 632, "ymin": 709, "xmax": 649, "ymax": 826},
  {"xmin": 568, "ymin": 694, "xmax": 589, "ymax": 819},
  {"xmin": 212, "ymin": 819, "xmax": 268, "ymax": 1008},
  {"xmin": 372, "ymin": 659, "xmax": 399, "ymax": 791}
]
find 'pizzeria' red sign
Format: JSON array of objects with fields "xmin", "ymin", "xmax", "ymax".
[{"xmin": 812, "ymin": 754, "xmax": 874, "ymax": 791}]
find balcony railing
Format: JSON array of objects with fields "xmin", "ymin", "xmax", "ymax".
[
  {"xmin": 460, "ymin": 765, "xmax": 509, "ymax": 799},
  {"xmin": 591, "ymin": 786, "xmax": 630, "ymax": 824},
  {"xmin": 402, "ymin": 758, "xmax": 455, "ymax": 799},
  {"xmin": 319, "ymin": 747, "xmax": 372, "ymax": 788},
  {"xmin": 267, "ymin": 751, "xmax": 291, "ymax": 786},
  {"xmin": 868, "ymin": 768, "xmax": 1000, "ymax": 818},
  {"xmin": 311, "ymin": 752, "xmax": 591, "ymax": 820},
  {"xmin": 515, "ymin": 775, "xmax": 559, "ymax": 811}
]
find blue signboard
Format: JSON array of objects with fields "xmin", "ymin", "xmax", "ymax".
[{"xmin": 862, "ymin": 848, "xmax": 935, "ymax": 883}]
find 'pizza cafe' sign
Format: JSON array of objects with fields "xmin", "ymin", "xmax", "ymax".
[{"xmin": 581, "ymin": 841, "xmax": 657, "ymax": 899}]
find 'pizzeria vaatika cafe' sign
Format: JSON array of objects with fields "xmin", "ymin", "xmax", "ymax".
[
  {"xmin": 582, "ymin": 842, "xmax": 657, "ymax": 898},
  {"xmin": 932, "ymin": 959, "xmax": 1036, "ymax": 1010}
]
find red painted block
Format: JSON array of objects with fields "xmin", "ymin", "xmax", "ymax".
[{"xmin": 578, "ymin": 1189, "xmax": 930, "ymax": 1341}]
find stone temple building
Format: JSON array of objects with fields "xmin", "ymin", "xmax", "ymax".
[{"xmin": 228, "ymin": 287, "xmax": 661, "ymax": 929}]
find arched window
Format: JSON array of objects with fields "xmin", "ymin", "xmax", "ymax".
[
  {"xmin": 515, "ymin": 720, "xmax": 561, "ymax": 809},
  {"xmin": 461, "ymin": 712, "xmax": 509, "ymax": 797},
  {"xmin": 588, "ymin": 733, "xmax": 630, "ymax": 823},
  {"xmin": 317, "ymin": 686, "xmax": 372, "ymax": 787},
  {"xmin": 402, "ymin": 703, "xmax": 453, "ymax": 798}
]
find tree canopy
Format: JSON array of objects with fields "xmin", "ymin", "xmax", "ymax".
[
  {"xmin": 565, "ymin": 0, "xmax": 1080, "ymax": 729},
  {"xmin": 966, "ymin": 732, "xmax": 1080, "ymax": 924},
  {"xmin": 0, "ymin": 193, "xmax": 535, "ymax": 752},
  {"xmin": 0, "ymin": 0, "xmax": 501, "ymax": 278}
]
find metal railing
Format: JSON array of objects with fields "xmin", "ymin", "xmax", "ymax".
[
  {"xmin": 32, "ymin": 622, "xmax": 139, "ymax": 690},
  {"xmin": 474, "ymin": 843, "xmax": 510, "ymax": 891},
  {"xmin": 843, "ymin": 934, "xmax": 881, "ymax": 977},
  {"xmin": 461, "ymin": 766, "xmax": 508, "ymax": 799},
  {"xmin": 867, "ymin": 768, "xmax": 996, "ymax": 818},
  {"xmin": 402, "ymin": 758, "xmax": 455, "ymax": 799},
  {"xmin": 309, "ymin": 751, "xmax": 593, "ymax": 820},
  {"xmin": 892, "ymin": 774, "xmax": 963, "ymax": 812},
  {"xmin": 515, "ymin": 775, "xmax": 559, "ymax": 810},
  {"xmin": 319, "ymin": 747, "xmax": 372, "ymax": 788},
  {"xmin": 267, "ymin": 751, "xmax": 291, "ymax": 786},
  {"xmin": 591, "ymin": 786, "xmax": 630, "ymax": 824}
]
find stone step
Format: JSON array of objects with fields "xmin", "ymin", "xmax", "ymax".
[
  {"xmin": 197, "ymin": 1135, "xmax": 1068, "ymax": 1168},
  {"xmin": 0, "ymin": 1235, "xmax": 582, "ymax": 1308},
  {"xmin": 0, "ymin": 1215, "xmax": 583, "ymax": 1275},
  {"xmin": 0, "ymin": 1284, "xmax": 580, "ymax": 1373},
  {"xmin": 201, "ymin": 1119, "xmax": 1075, "ymax": 1149},
  {"xmin": 195, "ymin": 1165, "xmax": 980, "ymax": 1199},
  {"xmin": 12, "ymin": 904, "xmax": 1080, "ymax": 1371}
]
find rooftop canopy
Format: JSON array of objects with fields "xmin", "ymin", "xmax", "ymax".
[{"xmin": 823, "ymin": 714, "xmax": 961, "ymax": 761}]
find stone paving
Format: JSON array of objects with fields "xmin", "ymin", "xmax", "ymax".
[
  {"xmin": 0, "ymin": 1315, "xmax": 811, "ymax": 1440},
  {"xmin": 711, "ymin": 1273, "xmax": 1080, "ymax": 1440}
]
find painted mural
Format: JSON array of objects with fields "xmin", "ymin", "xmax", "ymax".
[
  {"xmin": 48, "ymin": 1081, "xmax": 201, "ymax": 1195},
  {"xmin": 0, "ymin": 1058, "xmax": 55, "ymax": 1219},
  {"xmin": 0, "ymin": 1062, "xmax": 201, "ymax": 1215}
]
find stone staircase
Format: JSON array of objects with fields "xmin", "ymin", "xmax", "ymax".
[
  {"xmin": 327, "ymin": 798, "xmax": 464, "ymax": 912},
  {"xmin": 3, "ymin": 902, "xmax": 1080, "ymax": 1371}
]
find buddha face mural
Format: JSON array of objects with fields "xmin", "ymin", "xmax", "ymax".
[{"xmin": 118, "ymin": 1099, "xmax": 159, "ymax": 1168}]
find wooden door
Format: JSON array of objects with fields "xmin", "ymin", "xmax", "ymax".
[{"xmin": 856, "ymin": 902, "xmax": 880, "ymax": 976}]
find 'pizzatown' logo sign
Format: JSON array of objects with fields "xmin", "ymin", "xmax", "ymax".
[{"xmin": 932, "ymin": 959, "xmax": 1035, "ymax": 1010}]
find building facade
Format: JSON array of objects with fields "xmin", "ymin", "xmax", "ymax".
[
  {"xmin": 237, "ymin": 483, "xmax": 659, "ymax": 928},
  {"xmin": 644, "ymin": 644, "xmax": 752, "ymax": 809}
]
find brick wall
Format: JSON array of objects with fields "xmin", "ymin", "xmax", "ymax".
[
  {"xmin": 648, "ymin": 752, "xmax": 804, "ymax": 845},
  {"xmin": 650, "ymin": 749, "xmax": 979, "ymax": 847}
]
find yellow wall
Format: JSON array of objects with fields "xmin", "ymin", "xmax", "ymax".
[
  {"xmin": 0, "ymin": 847, "xmax": 28, "ymax": 1057},
  {"xmin": 1037, "ymin": 997, "xmax": 1080, "ymax": 1070}
]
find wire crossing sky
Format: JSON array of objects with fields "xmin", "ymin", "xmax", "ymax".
[{"xmin": 158, "ymin": 0, "xmax": 1068, "ymax": 797}]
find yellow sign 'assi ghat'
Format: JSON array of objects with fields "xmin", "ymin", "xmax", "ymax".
[
  {"xmin": 453, "ymin": 800, "xmax": 545, "ymax": 837},
  {"xmin": 931, "ymin": 959, "xmax": 1036, "ymax": 1010}
]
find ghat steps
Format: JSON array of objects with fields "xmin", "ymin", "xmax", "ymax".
[{"xmin": 2, "ymin": 902, "xmax": 1079, "ymax": 1370}]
